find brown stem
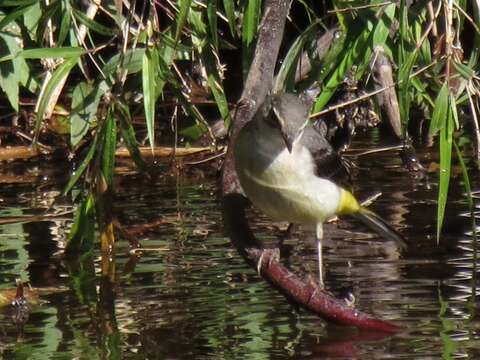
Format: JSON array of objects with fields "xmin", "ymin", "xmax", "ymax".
[{"xmin": 221, "ymin": 0, "xmax": 402, "ymax": 332}]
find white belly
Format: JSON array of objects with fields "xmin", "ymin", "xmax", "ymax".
[{"xmin": 234, "ymin": 127, "xmax": 341, "ymax": 224}]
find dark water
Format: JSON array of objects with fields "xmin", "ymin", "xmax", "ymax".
[{"xmin": 0, "ymin": 134, "xmax": 479, "ymax": 359}]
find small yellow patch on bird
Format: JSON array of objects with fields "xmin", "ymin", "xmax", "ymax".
[{"xmin": 337, "ymin": 189, "xmax": 361, "ymax": 215}]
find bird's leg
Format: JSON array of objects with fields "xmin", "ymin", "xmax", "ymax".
[
  {"xmin": 256, "ymin": 248, "xmax": 280, "ymax": 275},
  {"xmin": 316, "ymin": 223, "xmax": 324, "ymax": 289}
]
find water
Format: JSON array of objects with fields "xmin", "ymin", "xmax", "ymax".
[{"xmin": 0, "ymin": 135, "xmax": 479, "ymax": 359}]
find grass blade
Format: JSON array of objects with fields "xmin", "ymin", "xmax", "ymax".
[
  {"xmin": 66, "ymin": 193, "xmax": 96, "ymax": 254},
  {"xmin": 428, "ymin": 82, "xmax": 449, "ymax": 135},
  {"xmin": 241, "ymin": 0, "xmax": 261, "ymax": 78},
  {"xmin": 207, "ymin": 0, "xmax": 219, "ymax": 49},
  {"xmin": 175, "ymin": 0, "xmax": 192, "ymax": 42},
  {"xmin": 70, "ymin": 81, "xmax": 103, "ymax": 147},
  {"xmin": 102, "ymin": 107, "xmax": 117, "ymax": 187},
  {"xmin": 63, "ymin": 134, "xmax": 98, "ymax": 195},
  {"xmin": 35, "ymin": 55, "xmax": 79, "ymax": 142},
  {"xmin": 201, "ymin": 43, "xmax": 231, "ymax": 129},
  {"xmin": 0, "ymin": 47, "xmax": 84, "ymax": 62},
  {"xmin": 222, "ymin": 0, "xmax": 236, "ymax": 37},
  {"xmin": 142, "ymin": 47, "xmax": 158, "ymax": 150},
  {"xmin": 72, "ymin": 8, "xmax": 117, "ymax": 36},
  {"xmin": 436, "ymin": 96, "xmax": 454, "ymax": 241},
  {"xmin": 116, "ymin": 100, "xmax": 148, "ymax": 172}
]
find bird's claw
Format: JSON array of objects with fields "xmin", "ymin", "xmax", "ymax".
[
  {"xmin": 256, "ymin": 248, "xmax": 280, "ymax": 275},
  {"xmin": 338, "ymin": 287, "xmax": 356, "ymax": 308}
]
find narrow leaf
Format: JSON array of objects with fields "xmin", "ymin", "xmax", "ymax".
[
  {"xmin": 428, "ymin": 82, "xmax": 449, "ymax": 135},
  {"xmin": 398, "ymin": 50, "xmax": 418, "ymax": 125},
  {"xmin": 0, "ymin": 47, "xmax": 84, "ymax": 62},
  {"xmin": 436, "ymin": 99, "xmax": 454, "ymax": 241},
  {"xmin": 201, "ymin": 43, "xmax": 231, "ymax": 129},
  {"xmin": 241, "ymin": 0, "xmax": 261, "ymax": 78},
  {"xmin": 207, "ymin": 0, "xmax": 219, "ymax": 49},
  {"xmin": 63, "ymin": 134, "xmax": 98, "ymax": 195},
  {"xmin": 70, "ymin": 81, "xmax": 103, "ymax": 147},
  {"xmin": 0, "ymin": 3, "xmax": 32, "ymax": 31},
  {"xmin": 102, "ymin": 107, "xmax": 117, "ymax": 187},
  {"xmin": 142, "ymin": 47, "xmax": 157, "ymax": 150},
  {"xmin": 72, "ymin": 8, "xmax": 117, "ymax": 36},
  {"xmin": 35, "ymin": 56, "xmax": 79, "ymax": 141},
  {"xmin": 66, "ymin": 193, "xmax": 96, "ymax": 254},
  {"xmin": 313, "ymin": 20, "xmax": 371, "ymax": 112},
  {"xmin": 58, "ymin": 7, "xmax": 72, "ymax": 45},
  {"xmin": 116, "ymin": 100, "xmax": 148, "ymax": 172},
  {"xmin": 175, "ymin": 0, "xmax": 192, "ymax": 42},
  {"xmin": 222, "ymin": 0, "xmax": 236, "ymax": 37}
]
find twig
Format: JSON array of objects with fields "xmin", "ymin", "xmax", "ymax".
[
  {"xmin": 184, "ymin": 149, "xmax": 227, "ymax": 165},
  {"xmin": 345, "ymin": 145, "xmax": 404, "ymax": 157}
]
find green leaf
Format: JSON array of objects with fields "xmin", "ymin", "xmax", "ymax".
[
  {"xmin": 222, "ymin": 0, "xmax": 237, "ymax": 37},
  {"xmin": 241, "ymin": 0, "xmax": 261, "ymax": 78},
  {"xmin": 428, "ymin": 82, "xmax": 449, "ymax": 136},
  {"xmin": 372, "ymin": 4, "xmax": 396, "ymax": 46},
  {"xmin": 313, "ymin": 20, "xmax": 371, "ymax": 112},
  {"xmin": 72, "ymin": 8, "xmax": 117, "ymax": 36},
  {"xmin": 0, "ymin": 34, "xmax": 20, "ymax": 110},
  {"xmin": 453, "ymin": 61, "xmax": 475, "ymax": 80},
  {"xmin": 58, "ymin": 4, "xmax": 72, "ymax": 45},
  {"xmin": 66, "ymin": 193, "xmax": 96, "ymax": 254},
  {"xmin": 142, "ymin": 47, "xmax": 158, "ymax": 150},
  {"xmin": 436, "ymin": 99, "xmax": 454, "ymax": 241},
  {"xmin": 274, "ymin": 21, "xmax": 321, "ymax": 93},
  {"xmin": 35, "ymin": 0, "xmax": 60, "ymax": 43},
  {"xmin": 102, "ymin": 107, "xmax": 117, "ymax": 187},
  {"xmin": 22, "ymin": 1, "xmax": 42, "ymax": 41},
  {"xmin": 63, "ymin": 134, "xmax": 98, "ymax": 195},
  {"xmin": 0, "ymin": 0, "xmax": 38, "ymax": 6},
  {"xmin": 0, "ymin": 3, "xmax": 33, "ymax": 31},
  {"xmin": 201, "ymin": 43, "xmax": 231, "ymax": 129},
  {"xmin": 156, "ymin": 36, "xmax": 177, "ymax": 97},
  {"xmin": 0, "ymin": 47, "xmax": 85, "ymax": 62},
  {"xmin": 398, "ymin": 50, "xmax": 418, "ymax": 126},
  {"xmin": 35, "ymin": 56, "xmax": 79, "ymax": 141},
  {"xmin": 102, "ymin": 48, "xmax": 145, "ymax": 77},
  {"xmin": 116, "ymin": 100, "xmax": 148, "ymax": 172},
  {"xmin": 207, "ymin": 0, "xmax": 219, "ymax": 49},
  {"xmin": 70, "ymin": 81, "xmax": 103, "ymax": 147},
  {"xmin": 175, "ymin": 0, "xmax": 192, "ymax": 42}
]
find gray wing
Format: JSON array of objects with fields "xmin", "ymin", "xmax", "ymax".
[{"xmin": 302, "ymin": 125, "xmax": 352, "ymax": 186}]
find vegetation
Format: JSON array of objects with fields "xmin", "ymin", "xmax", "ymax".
[{"xmin": 0, "ymin": 0, "xmax": 478, "ymax": 256}]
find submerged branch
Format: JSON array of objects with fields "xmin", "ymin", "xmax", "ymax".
[{"xmin": 221, "ymin": 0, "xmax": 402, "ymax": 332}]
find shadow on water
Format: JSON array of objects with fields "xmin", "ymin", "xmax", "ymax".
[{"xmin": 0, "ymin": 133, "xmax": 479, "ymax": 359}]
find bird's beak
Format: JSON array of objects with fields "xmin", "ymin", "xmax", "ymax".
[{"xmin": 282, "ymin": 132, "xmax": 294, "ymax": 153}]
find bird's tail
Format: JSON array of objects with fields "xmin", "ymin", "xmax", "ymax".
[{"xmin": 353, "ymin": 208, "xmax": 407, "ymax": 250}]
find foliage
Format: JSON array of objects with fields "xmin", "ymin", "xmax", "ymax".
[{"xmin": 0, "ymin": 0, "xmax": 478, "ymax": 251}]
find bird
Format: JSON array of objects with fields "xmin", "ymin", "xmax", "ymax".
[{"xmin": 234, "ymin": 92, "xmax": 406, "ymax": 288}]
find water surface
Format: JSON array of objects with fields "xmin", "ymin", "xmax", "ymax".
[{"xmin": 0, "ymin": 134, "xmax": 479, "ymax": 359}]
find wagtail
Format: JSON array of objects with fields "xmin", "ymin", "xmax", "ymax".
[{"xmin": 234, "ymin": 92, "xmax": 406, "ymax": 288}]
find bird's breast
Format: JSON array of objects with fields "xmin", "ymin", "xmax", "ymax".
[{"xmin": 235, "ymin": 130, "xmax": 341, "ymax": 224}]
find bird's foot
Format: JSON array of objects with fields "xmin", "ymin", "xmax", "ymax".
[
  {"xmin": 256, "ymin": 248, "xmax": 280, "ymax": 275},
  {"xmin": 338, "ymin": 287, "xmax": 356, "ymax": 308}
]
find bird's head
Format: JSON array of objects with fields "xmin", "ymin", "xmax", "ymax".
[{"xmin": 271, "ymin": 93, "xmax": 310, "ymax": 153}]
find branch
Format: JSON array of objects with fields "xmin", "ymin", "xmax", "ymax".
[{"xmin": 221, "ymin": 1, "xmax": 402, "ymax": 332}]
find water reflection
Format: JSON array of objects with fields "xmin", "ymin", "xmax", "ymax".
[{"xmin": 0, "ymin": 141, "xmax": 479, "ymax": 359}]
